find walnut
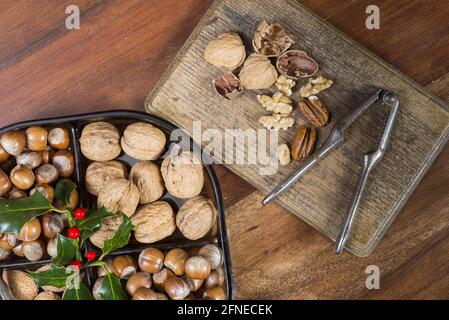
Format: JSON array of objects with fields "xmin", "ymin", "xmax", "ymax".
[
  {"xmin": 239, "ymin": 53, "xmax": 278, "ymax": 90},
  {"xmin": 278, "ymin": 144, "xmax": 291, "ymax": 166},
  {"xmin": 275, "ymin": 75, "xmax": 296, "ymax": 96},
  {"xmin": 204, "ymin": 32, "xmax": 246, "ymax": 70},
  {"xmin": 252, "ymin": 21, "xmax": 293, "ymax": 57},
  {"xmin": 130, "ymin": 161, "xmax": 164, "ymax": 204},
  {"xmin": 259, "ymin": 114, "xmax": 294, "ymax": 130},
  {"xmin": 161, "ymin": 151, "xmax": 204, "ymax": 199},
  {"xmin": 121, "ymin": 122, "xmax": 166, "ymax": 160},
  {"xmin": 89, "ymin": 215, "xmax": 123, "ymax": 248},
  {"xmin": 131, "ymin": 201, "xmax": 176, "ymax": 243},
  {"xmin": 257, "ymin": 92, "xmax": 292, "ymax": 115},
  {"xmin": 79, "ymin": 122, "xmax": 121, "ymax": 161},
  {"xmin": 176, "ymin": 196, "xmax": 217, "ymax": 240},
  {"xmin": 299, "ymin": 76, "xmax": 333, "ymax": 97},
  {"xmin": 85, "ymin": 161, "xmax": 128, "ymax": 196},
  {"xmin": 276, "ymin": 50, "xmax": 319, "ymax": 79},
  {"xmin": 97, "ymin": 178, "xmax": 140, "ymax": 217},
  {"xmin": 212, "ymin": 73, "xmax": 243, "ymax": 100}
]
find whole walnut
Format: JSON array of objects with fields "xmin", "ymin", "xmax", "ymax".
[
  {"xmin": 121, "ymin": 122, "xmax": 166, "ymax": 160},
  {"xmin": 130, "ymin": 161, "xmax": 164, "ymax": 204},
  {"xmin": 89, "ymin": 215, "xmax": 123, "ymax": 248},
  {"xmin": 160, "ymin": 151, "xmax": 204, "ymax": 199},
  {"xmin": 80, "ymin": 122, "xmax": 121, "ymax": 161},
  {"xmin": 131, "ymin": 201, "xmax": 176, "ymax": 243},
  {"xmin": 204, "ymin": 32, "xmax": 246, "ymax": 70},
  {"xmin": 97, "ymin": 178, "xmax": 140, "ymax": 217},
  {"xmin": 239, "ymin": 53, "xmax": 278, "ymax": 90},
  {"xmin": 176, "ymin": 196, "xmax": 217, "ymax": 240},
  {"xmin": 85, "ymin": 161, "xmax": 128, "ymax": 196}
]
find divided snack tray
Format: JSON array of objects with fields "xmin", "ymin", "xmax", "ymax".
[{"xmin": 0, "ymin": 110, "xmax": 233, "ymax": 299}]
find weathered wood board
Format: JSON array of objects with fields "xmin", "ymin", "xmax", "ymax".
[{"xmin": 146, "ymin": 0, "xmax": 449, "ymax": 256}]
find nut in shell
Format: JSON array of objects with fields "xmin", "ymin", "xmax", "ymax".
[
  {"xmin": 204, "ymin": 32, "xmax": 246, "ymax": 70},
  {"xmin": 121, "ymin": 122, "xmax": 166, "ymax": 161},
  {"xmin": 130, "ymin": 161, "xmax": 164, "ymax": 204},
  {"xmin": 212, "ymin": 73, "xmax": 243, "ymax": 100},
  {"xmin": 198, "ymin": 244, "xmax": 223, "ymax": 269},
  {"xmin": 276, "ymin": 50, "xmax": 319, "ymax": 79},
  {"xmin": 253, "ymin": 21, "xmax": 293, "ymax": 57},
  {"xmin": 299, "ymin": 75, "xmax": 333, "ymax": 98},
  {"xmin": 239, "ymin": 53, "xmax": 278, "ymax": 90},
  {"xmin": 80, "ymin": 122, "xmax": 122, "ymax": 161},
  {"xmin": 97, "ymin": 178, "xmax": 140, "ymax": 217},
  {"xmin": 89, "ymin": 215, "xmax": 123, "ymax": 248},
  {"xmin": 176, "ymin": 196, "xmax": 217, "ymax": 240},
  {"xmin": 291, "ymin": 125, "xmax": 316, "ymax": 162},
  {"xmin": 4, "ymin": 270, "xmax": 38, "ymax": 300},
  {"xmin": 297, "ymin": 95, "xmax": 329, "ymax": 128},
  {"xmin": 85, "ymin": 161, "xmax": 128, "ymax": 196},
  {"xmin": 131, "ymin": 201, "xmax": 176, "ymax": 243}
]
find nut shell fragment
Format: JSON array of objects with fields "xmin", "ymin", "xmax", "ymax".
[
  {"xmin": 253, "ymin": 21, "xmax": 293, "ymax": 57},
  {"xmin": 276, "ymin": 50, "xmax": 319, "ymax": 79},
  {"xmin": 204, "ymin": 32, "xmax": 246, "ymax": 70},
  {"xmin": 239, "ymin": 53, "xmax": 278, "ymax": 90},
  {"xmin": 212, "ymin": 73, "xmax": 243, "ymax": 100},
  {"xmin": 291, "ymin": 126, "xmax": 316, "ymax": 162}
]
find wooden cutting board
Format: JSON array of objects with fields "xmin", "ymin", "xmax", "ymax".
[{"xmin": 145, "ymin": 0, "xmax": 449, "ymax": 256}]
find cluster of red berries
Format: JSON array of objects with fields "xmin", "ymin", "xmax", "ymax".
[{"xmin": 68, "ymin": 208, "xmax": 97, "ymax": 269}]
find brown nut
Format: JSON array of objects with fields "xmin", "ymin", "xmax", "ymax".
[
  {"xmin": 132, "ymin": 287, "xmax": 158, "ymax": 300},
  {"xmin": 185, "ymin": 256, "xmax": 211, "ymax": 280},
  {"xmin": 130, "ymin": 161, "xmax": 164, "ymax": 204},
  {"xmin": 112, "ymin": 255, "xmax": 137, "ymax": 279},
  {"xmin": 89, "ymin": 215, "xmax": 123, "ymax": 249},
  {"xmin": 23, "ymin": 240, "xmax": 45, "ymax": 261},
  {"xmin": 0, "ymin": 131, "xmax": 26, "ymax": 156},
  {"xmin": 34, "ymin": 291, "xmax": 61, "ymax": 300},
  {"xmin": 121, "ymin": 122, "xmax": 166, "ymax": 161},
  {"xmin": 204, "ymin": 32, "xmax": 246, "ymax": 70},
  {"xmin": 8, "ymin": 187, "xmax": 28, "ymax": 199},
  {"xmin": 176, "ymin": 196, "xmax": 217, "ymax": 240},
  {"xmin": 41, "ymin": 213, "xmax": 64, "ymax": 238},
  {"xmin": 85, "ymin": 161, "xmax": 128, "ymax": 196},
  {"xmin": 26, "ymin": 127, "xmax": 48, "ymax": 151},
  {"xmin": 16, "ymin": 152, "xmax": 43, "ymax": 169},
  {"xmin": 152, "ymin": 268, "xmax": 175, "ymax": 292},
  {"xmin": 160, "ymin": 151, "xmax": 204, "ymax": 199},
  {"xmin": 164, "ymin": 248, "xmax": 189, "ymax": 276},
  {"xmin": 30, "ymin": 184, "xmax": 55, "ymax": 203},
  {"xmin": 92, "ymin": 277, "xmax": 104, "ymax": 300},
  {"xmin": 35, "ymin": 164, "xmax": 59, "ymax": 185},
  {"xmin": 199, "ymin": 244, "xmax": 223, "ymax": 269},
  {"xmin": 4, "ymin": 270, "xmax": 38, "ymax": 300},
  {"xmin": 203, "ymin": 286, "xmax": 226, "ymax": 300},
  {"xmin": 138, "ymin": 248, "xmax": 164, "ymax": 273},
  {"xmin": 205, "ymin": 268, "xmax": 225, "ymax": 289},
  {"xmin": 290, "ymin": 125, "xmax": 316, "ymax": 162},
  {"xmin": 252, "ymin": 21, "xmax": 294, "ymax": 57},
  {"xmin": 41, "ymin": 150, "xmax": 54, "ymax": 164},
  {"xmin": 18, "ymin": 218, "xmax": 41, "ymax": 241},
  {"xmin": 0, "ymin": 169, "xmax": 12, "ymax": 197},
  {"xmin": 52, "ymin": 150, "xmax": 74, "ymax": 178},
  {"xmin": 131, "ymin": 201, "xmax": 176, "ymax": 243},
  {"xmin": 48, "ymin": 127, "xmax": 70, "ymax": 150},
  {"xmin": 80, "ymin": 122, "xmax": 122, "ymax": 161},
  {"xmin": 185, "ymin": 278, "xmax": 204, "ymax": 292},
  {"xmin": 126, "ymin": 272, "xmax": 153, "ymax": 296},
  {"xmin": 0, "ymin": 144, "xmax": 9, "ymax": 163},
  {"xmin": 239, "ymin": 53, "xmax": 278, "ymax": 90},
  {"xmin": 46, "ymin": 238, "xmax": 57, "ymax": 258},
  {"xmin": 276, "ymin": 50, "xmax": 319, "ymax": 79},
  {"xmin": 97, "ymin": 178, "xmax": 140, "ymax": 217},
  {"xmin": 0, "ymin": 247, "xmax": 11, "ymax": 261},
  {"xmin": 164, "ymin": 276, "xmax": 191, "ymax": 300},
  {"xmin": 12, "ymin": 243, "xmax": 24, "ymax": 257},
  {"xmin": 297, "ymin": 96, "xmax": 329, "ymax": 128},
  {"xmin": 97, "ymin": 259, "xmax": 117, "ymax": 278},
  {"xmin": 10, "ymin": 165, "xmax": 35, "ymax": 190},
  {"xmin": 155, "ymin": 292, "xmax": 169, "ymax": 300},
  {"xmin": 0, "ymin": 233, "xmax": 18, "ymax": 251},
  {"xmin": 212, "ymin": 73, "xmax": 243, "ymax": 100}
]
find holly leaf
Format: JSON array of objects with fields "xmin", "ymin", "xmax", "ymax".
[
  {"xmin": 29, "ymin": 264, "xmax": 75, "ymax": 288},
  {"xmin": 0, "ymin": 190, "xmax": 53, "ymax": 234},
  {"xmin": 99, "ymin": 271, "xmax": 127, "ymax": 300},
  {"xmin": 62, "ymin": 283, "xmax": 93, "ymax": 300},
  {"xmin": 52, "ymin": 234, "xmax": 78, "ymax": 265},
  {"xmin": 100, "ymin": 213, "xmax": 134, "ymax": 259},
  {"xmin": 77, "ymin": 207, "xmax": 114, "ymax": 242},
  {"xmin": 54, "ymin": 180, "xmax": 77, "ymax": 208}
]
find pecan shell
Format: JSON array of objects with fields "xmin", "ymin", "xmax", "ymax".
[
  {"xmin": 297, "ymin": 96, "xmax": 329, "ymax": 128},
  {"xmin": 291, "ymin": 126, "xmax": 316, "ymax": 162}
]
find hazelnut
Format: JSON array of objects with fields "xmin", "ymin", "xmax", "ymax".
[
  {"xmin": 67, "ymin": 189, "xmax": 79, "ymax": 210},
  {"xmin": 239, "ymin": 53, "xmax": 278, "ymax": 90},
  {"xmin": 10, "ymin": 165, "xmax": 35, "ymax": 190},
  {"xmin": 132, "ymin": 287, "xmax": 158, "ymax": 300},
  {"xmin": 185, "ymin": 277, "xmax": 204, "ymax": 292},
  {"xmin": 176, "ymin": 196, "xmax": 217, "ymax": 240},
  {"xmin": 12, "ymin": 243, "xmax": 24, "ymax": 257},
  {"xmin": 160, "ymin": 151, "xmax": 204, "ymax": 199},
  {"xmin": 85, "ymin": 161, "xmax": 128, "ymax": 196},
  {"xmin": 18, "ymin": 218, "xmax": 41, "ymax": 241},
  {"xmin": 16, "ymin": 151, "xmax": 43, "ymax": 169},
  {"xmin": 276, "ymin": 50, "xmax": 319, "ymax": 79},
  {"xmin": 8, "ymin": 187, "xmax": 28, "ymax": 199},
  {"xmin": 204, "ymin": 32, "xmax": 246, "ymax": 70},
  {"xmin": 203, "ymin": 286, "xmax": 226, "ymax": 300},
  {"xmin": 121, "ymin": 122, "xmax": 166, "ymax": 160},
  {"xmin": 164, "ymin": 276, "xmax": 191, "ymax": 300},
  {"xmin": 41, "ymin": 150, "xmax": 54, "ymax": 164},
  {"xmin": 0, "ymin": 233, "xmax": 18, "ymax": 251},
  {"xmin": 92, "ymin": 277, "xmax": 104, "ymax": 300},
  {"xmin": 0, "ymin": 144, "xmax": 9, "ymax": 163},
  {"xmin": 185, "ymin": 256, "xmax": 211, "ymax": 280},
  {"xmin": 155, "ymin": 292, "xmax": 168, "ymax": 300},
  {"xmin": 131, "ymin": 201, "xmax": 176, "ymax": 243},
  {"xmin": 212, "ymin": 73, "xmax": 243, "ymax": 100},
  {"xmin": 126, "ymin": 272, "xmax": 152, "ymax": 296},
  {"xmin": 4, "ymin": 270, "xmax": 38, "ymax": 300},
  {"xmin": 97, "ymin": 178, "xmax": 140, "ymax": 217},
  {"xmin": 26, "ymin": 127, "xmax": 48, "ymax": 151},
  {"xmin": 112, "ymin": 255, "xmax": 137, "ymax": 279},
  {"xmin": 35, "ymin": 164, "xmax": 59, "ymax": 185},
  {"xmin": 46, "ymin": 238, "xmax": 57, "ymax": 258},
  {"xmin": 252, "ymin": 21, "xmax": 293, "ymax": 57},
  {"xmin": 138, "ymin": 248, "xmax": 164, "ymax": 273},
  {"xmin": 80, "ymin": 122, "xmax": 121, "ymax": 161},
  {"xmin": 0, "ymin": 169, "xmax": 12, "ymax": 197},
  {"xmin": 41, "ymin": 213, "xmax": 64, "ymax": 238},
  {"xmin": 0, "ymin": 131, "xmax": 26, "ymax": 156},
  {"xmin": 152, "ymin": 268, "xmax": 175, "ymax": 292},
  {"xmin": 89, "ymin": 215, "xmax": 123, "ymax": 248},
  {"xmin": 23, "ymin": 240, "xmax": 45, "ymax": 261},
  {"xmin": 97, "ymin": 259, "xmax": 116, "ymax": 277},
  {"xmin": 199, "ymin": 244, "xmax": 223, "ymax": 269},
  {"xmin": 52, "ymin": 150, "xmax": 74, "ymax": 178},
  {"xmin": 34, "ymin": 291, "xmax": 61, "ymax": 300},
  {"xmin": 130, "ymin": 161, "xmax": 164, "ymax": 204},
  {"xmin": 205, "ymin": 268, "xmax": 225, "ymax": 289},
  {"xmin": 30, "ymin": 184, "xmax": 55, "ymax": 203},
  {"xmin": 0, "ymin": 247, "xmax": 10, "ymax": 261},
  {"xmin": 164, "ymin": 248, "xmax": 189, "ymax": 276},
  {"xmin": 48, "ymin": 127, "xmax": 70, "ymax": 150}
]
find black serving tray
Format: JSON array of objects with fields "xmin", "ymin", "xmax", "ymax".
[{"xmin": 0, "ymin": 110, "xmax": 234, "ymax": 300}]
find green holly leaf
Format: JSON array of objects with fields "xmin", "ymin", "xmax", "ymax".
[
  {"xmin": 62, "ymin": 283, "xmax": 93, "ymax": 300},
  {"xmin": 100, "ymin": 213, "xmax": 134, "ymax": 259},
  {"xmin": 0, "ymin": 190, "xmax": 53, "ymax": 234},
  {"xmin": 77, "ymin": 207, "xmax": 114, "ymax": 242},
  {"xmin": 99, "ymin": 271, "xmax": 127, "ymax": 300},
  {"xmin": 52, "ymin": 234, "xmax": 78, "ymax": 266},
  {"xmin": 54, "ymin": 180, "xmax": 77, "ymax": 208},
  {"xmin": 29, "ymin": 264, "xmax": 75, "ymax": 289}
]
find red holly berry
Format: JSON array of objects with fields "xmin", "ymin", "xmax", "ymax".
[
  {"xmin": 68, "ymin": 226, "xmax": 81, "ymax": 239},
  {"xmin": 73, "ymin": 208, "xmax": 87, "ymax": 220},
  {"xmin": 85, "ymin": 250, "xmax": 97, "ymax": 262},
  {"xmin": 70, "ymin": 260, "xmax": 82, "ymax": 270}
]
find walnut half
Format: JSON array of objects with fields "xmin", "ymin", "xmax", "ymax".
[
  {"xmin": 257, "ymin": 92, "xmax": 292, "ymax": 115},
  {"xmin": 299, "ymin": 76, "xmax": 333, "ymax": 98},
  {"xmin": 259, "ymin": 114, "xmax": 295, "ymax": 130}
]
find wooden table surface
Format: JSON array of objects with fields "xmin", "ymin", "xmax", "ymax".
[{"xmin": 0, "ymin": 0, "xmax": 447, "ymax": 299}]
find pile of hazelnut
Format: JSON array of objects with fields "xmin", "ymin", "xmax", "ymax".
[
  {"xmin": 0, "ymin": 127, "xmax": 78, "ymax": 262},
  {"xmin": 94, "ymin": 244, "xmax": 226, "ymax": 300}
]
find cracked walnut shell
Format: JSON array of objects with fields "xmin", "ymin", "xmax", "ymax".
[
  {"xmin": 291, "ymin": 126, "xmax": 316, "ymax": 162},
  {"xmin": 253, "ymin": 21, "xmax": 293, "ymax": 57},
  {"xmin": 131, "ymin": 201, "xmax": 176, "ymax": 243},
  {"xmin": 80, "ymin": 122, "xmax": 122, "ymax": 161},
  {"xmin": 97, "ymin": 178, "xmax": 140, "ymax": 217},
  {"xmin": 239, "ymin": 53, "xmax": 278, "ymax": 90},
  {"xmin": 89, "ymin": 215, "xmax": 123, "ymax": 249},
  {"xmin": 176, "ymin": 196, "xmax": 217, "ymax": 240},
  {"xmin": 121, "ymin": 122, "xmax": 166, "ymax": 161},
  {"xmin": 85, "ymin": 161, "xmax": 128, "ymax": 196},
  {"xmin": 130, "ymin": 161, "xmax": 164, "ymax": 204},
  {"xmin": 298, "ymin": 96, "xmax": 329, "ymax": 128},
  {"xmin": 204, "ymin": 32, "xmax": 246, "ymax": 70}
]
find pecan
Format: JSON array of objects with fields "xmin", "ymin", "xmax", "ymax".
[
  {"xmin": 291, "ymin": 126, "xmax": 316, "ymax": 162},
  {"xmin": 297, "ymin": 95, "xmax": 329, "ymax": 128}
]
